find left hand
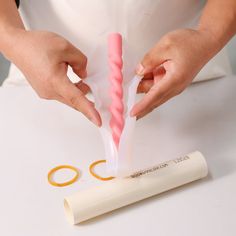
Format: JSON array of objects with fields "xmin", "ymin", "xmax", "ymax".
[{"xmin": 131, "ymin": 29, "xmax": 219, "ymax": 119}]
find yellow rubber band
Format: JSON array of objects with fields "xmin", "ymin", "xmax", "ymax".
[
  {"xmin": 89, "ymin": 160, "xmax": 115, "ymax": 181},
  {"xmin": 47, "ymin": 165, "xmax": 79, "ymax": 187}
]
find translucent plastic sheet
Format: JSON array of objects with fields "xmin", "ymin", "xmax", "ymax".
[{"xmin": 85, "ymin": 35, "xmax": 141, "ymax": 177}]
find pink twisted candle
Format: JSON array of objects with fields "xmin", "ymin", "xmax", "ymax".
[{"xmin": 108, "ymin": 33, "xmax": 124, "ymax": 148}]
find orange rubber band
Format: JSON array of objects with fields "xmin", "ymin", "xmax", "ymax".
[
  {"xmin": 47, "ymin": 165, "xmax": 79, "ymax": 187},
  {"xmin": 89, "ymin": 160, "xmax": 115, "ymax": 181}
]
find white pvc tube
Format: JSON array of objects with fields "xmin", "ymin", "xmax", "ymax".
[{"xmin": 64, "ymin": 151, "xmax": 208, "ymax": 224}]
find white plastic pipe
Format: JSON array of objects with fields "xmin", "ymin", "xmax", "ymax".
[{"xmin": 64, "ymin": 151, "xmax": 208, "ymax": 224}]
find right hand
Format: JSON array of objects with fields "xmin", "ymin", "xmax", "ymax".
[{"xmin": 4, "ymin": 29, "xmax": 101, "ymax": 126}]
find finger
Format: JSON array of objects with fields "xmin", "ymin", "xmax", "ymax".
[
  {"xmin": 136, "ymin": 106, "xmax": 155, "ymax": 120},
  {"xmin": 56, "ymin": 77, "xmax": 102, "ymax": 127},
  {"xmin": 142, "ymin": 72, "xmax": 154, "ymax": 80},
  {"xmin": 136, "ymin": 44, "xmax": 167, "ymax": 76},
  {"xmin": 54, "ymin": 94, "xmax": 73, "ymax": 107},
  {"xmin": 153, "ymin": 66, "xmax": 166, "ymax": 82},
  {"xmin": 142, "ymin": 65, "xmax": 166, "ymax": 83},
  {"xmin": 74, "ymin": 81, "xmax": 91, "ymax": 94},
  {"xmin": 131, "ymin": 73, "xmax": 173, "ymax": 117},
  {"xmin": 138, "ymin": 66, "xmax": 166, "ymax": 93},
  {"xmin": 137, "ymin": 79, "xmax": 154, "ymax": 93},
  {"xmin": 136, "ymin": 92, "xmax": 172, "ymax": 119},
  {"xmin": 46, "ymin": 92, "xmax": 78, "ymax": 109},
  {"xmin": 55, "ymin": 92, "xmax": 95, "ymax": 111},
  {"xmin": 64, "ymin": 44, "xmax": 88, "ymax": 79}
]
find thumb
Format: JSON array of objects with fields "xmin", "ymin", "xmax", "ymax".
[
  {"xmin": 136, "ymin": 45, "xmax": 166, "ymax": 76},
  {"xmin": 64, "ymin": 43, "xmax": 88, "ymax": 79},
  {"xmin": 75, "ymin": 80, "xmax": 91, "ymax": 94}
]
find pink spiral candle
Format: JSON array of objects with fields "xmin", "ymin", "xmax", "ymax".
[{"xmin": 108, "ymin": 33, "xmax": 124, "ymax": 148}]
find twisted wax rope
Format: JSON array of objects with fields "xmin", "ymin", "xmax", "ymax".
[{"xmin": 108, "ymin": 33, "xmax": 124, "ymax": 148}]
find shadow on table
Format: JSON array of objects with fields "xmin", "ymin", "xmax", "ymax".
[{"xmin": 176, "ymin": 78, "xmax": 236, "ymax": 180}]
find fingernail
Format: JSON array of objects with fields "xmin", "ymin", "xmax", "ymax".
[
  {"xmin": 90, "ymin": 116, "xmax": 100, "ymax": 127},
  {"xmin": 130, "ymin": 110, "xmax": 136, "ymax": 117},
  {"xmin": 136, "ymin": 63, "xmax": 145, "ymax": 76}
]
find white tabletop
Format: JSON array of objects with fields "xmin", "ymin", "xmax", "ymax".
[{"xmin": 0, "ymin": 76, "xmax": 236, "ymax": 236}]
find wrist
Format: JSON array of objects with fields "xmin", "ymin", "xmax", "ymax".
[
  {"xmin": 197, "ymin": 27, "xmax": 224, "ymax": 55},
  {"xmin": 194, "ymin": 28, "xmax": 223, "ymax": 63},
  {"xmin": 0, "ymin": 26, "xmax": 26, "ymax": 59}
]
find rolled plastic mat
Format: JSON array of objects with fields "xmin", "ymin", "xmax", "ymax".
[{"xmin": 64, "ymin": 151, "xmax": 208, "ymax": 224}]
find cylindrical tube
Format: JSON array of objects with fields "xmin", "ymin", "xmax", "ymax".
[{"xmin": 64, "ymin": 151, "xmax": 208, "ymax": 224}]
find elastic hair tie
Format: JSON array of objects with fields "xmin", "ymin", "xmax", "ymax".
[
  {"xmin": 89, "ymin": 160, "xmax": 114, "ymax": 181},
  {"xmin": 48, "ymin": 165, "xmax": 79, "ymax": 187}
]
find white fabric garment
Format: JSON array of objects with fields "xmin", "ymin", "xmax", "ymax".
[{"xmin": 3, "ymin": 0, "xmax": 231, "ymax": 87}]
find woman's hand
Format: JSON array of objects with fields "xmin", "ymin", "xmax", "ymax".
[
  {"xmin": 4, "ymin": 29, "xmax": 101, "ymax": 126},
  {"xmin": 131, "ymin": 29, "xmax": 220, "ymax": 119}
]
